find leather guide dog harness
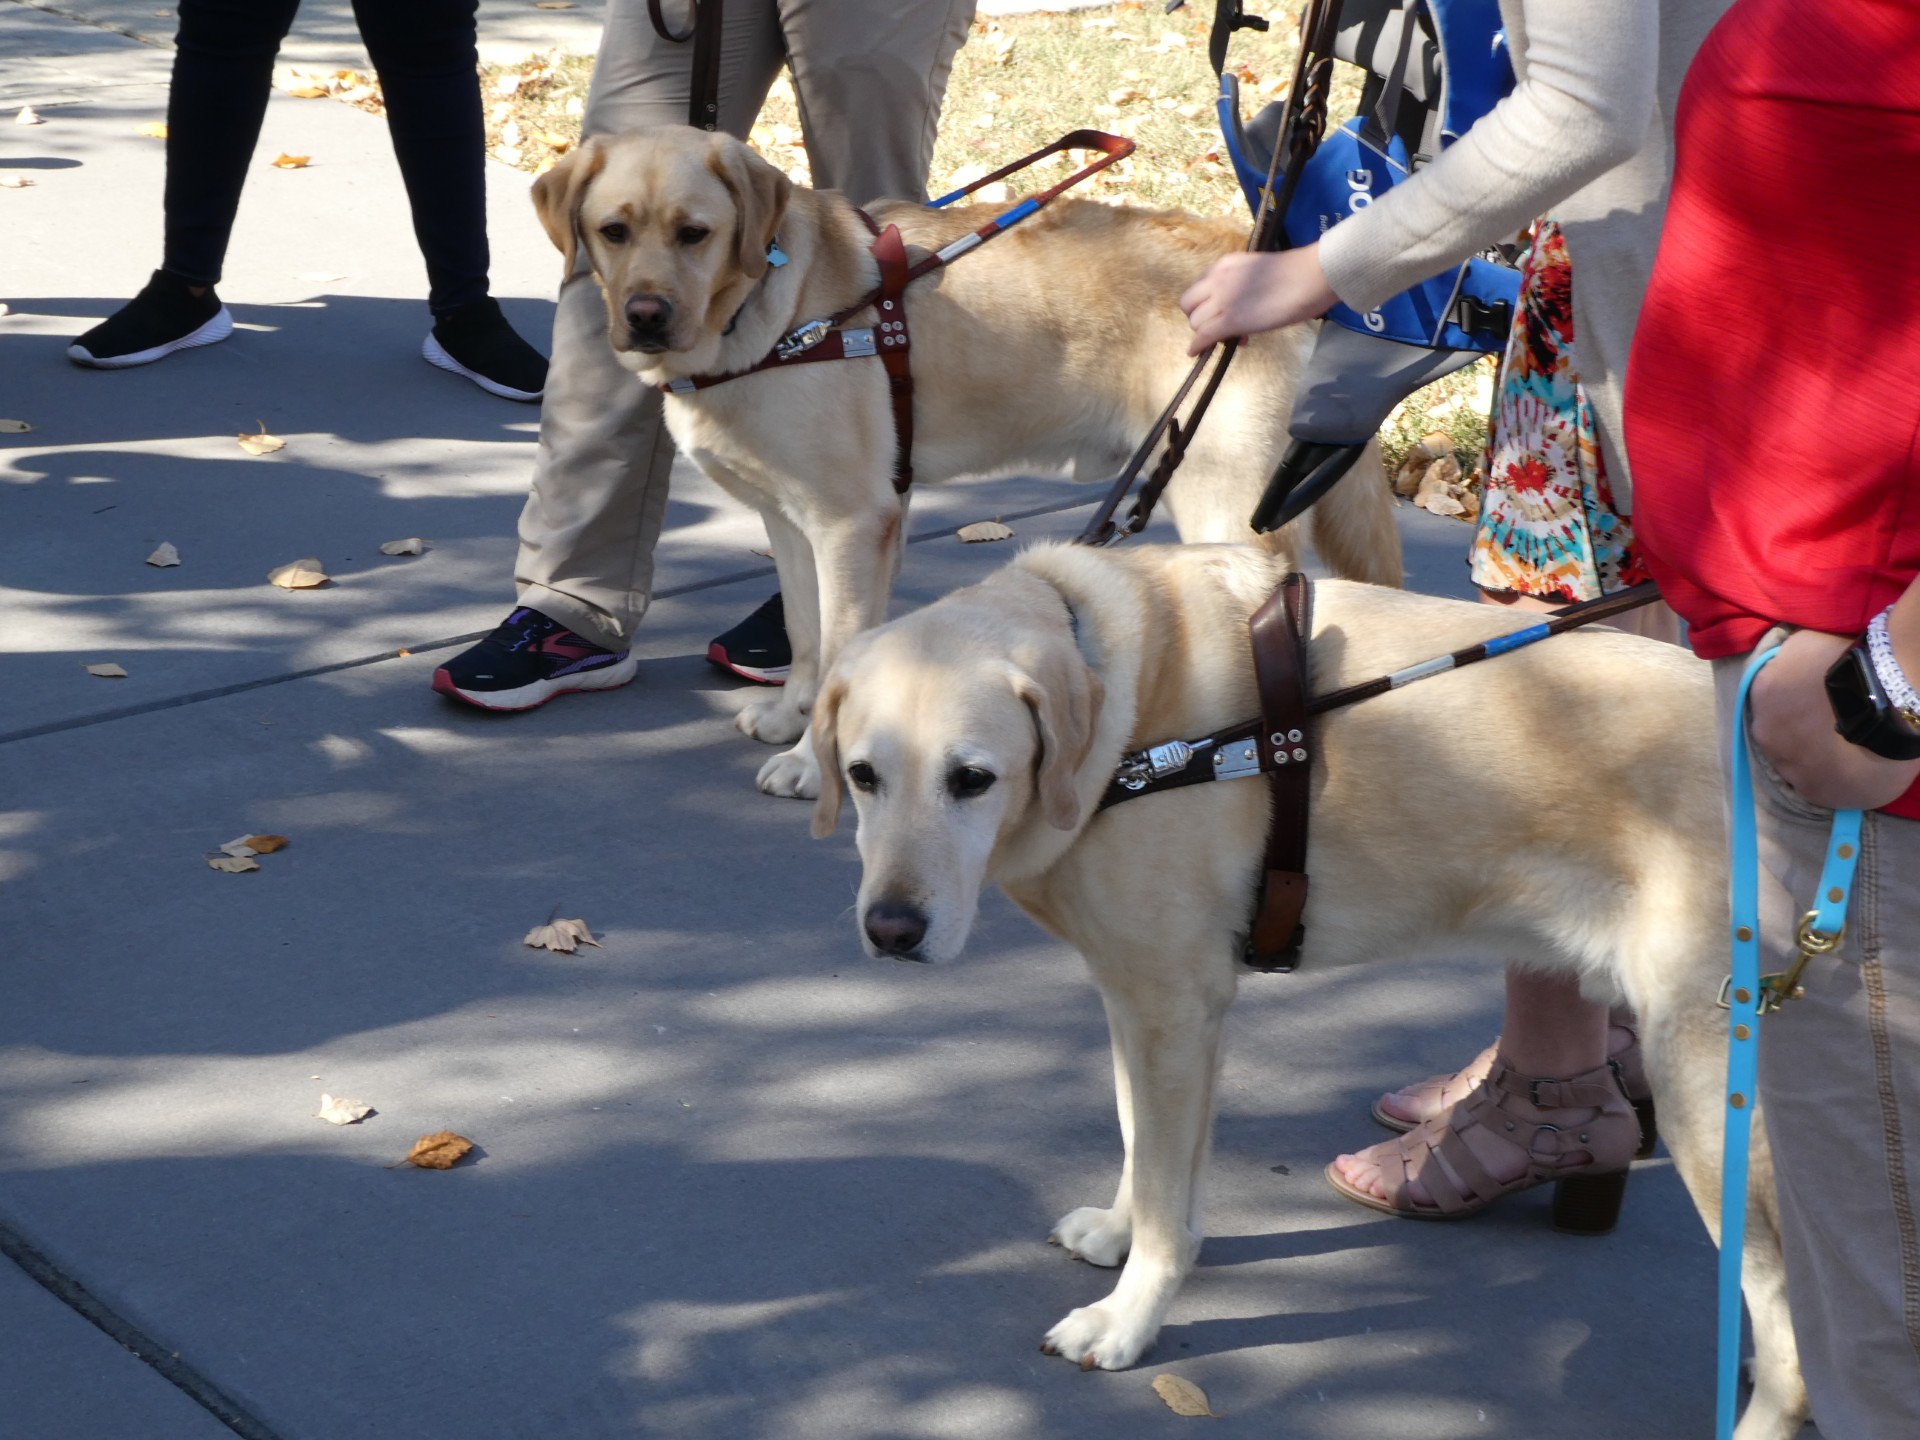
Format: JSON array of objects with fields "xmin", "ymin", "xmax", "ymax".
[
  {"xmin": 1097, "ymin": 578, "xmax": 1661, "ymax": 973},
  {"xmin": 657, "ymin": 131, "xmax": 1133, "ymax": 496}
]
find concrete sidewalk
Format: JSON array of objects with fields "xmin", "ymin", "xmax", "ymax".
[{"xmin": 2, "ymin": 4, "xmax": 1753, "ymax": 1438}]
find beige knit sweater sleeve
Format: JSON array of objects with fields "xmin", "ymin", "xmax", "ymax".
[{"xmin": 1316, "ymin": 0, "xmax": 1659, "ymax": 313}]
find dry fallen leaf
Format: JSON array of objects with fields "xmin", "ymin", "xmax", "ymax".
[
  {"xmin": 237, "ymin": 422, "xmax": 285, "ymax": 456},
  {"xmin": 137, "ymin": 121, "xmax": 168, "ymax": 138},
  {"xmin": 1151, "ymin": 1374, "xmax": 1222, "ymax": 1418},
  {"xmin": 245, "ymin": 834, "xmax": 290, "ymax": 853},
  {"xmin": 147, "ymin": 541, "xmax": 181, "ymax": 567},
  {"xmin": 16, "ymin": 106, "xmax": 44, "ymax": 126},
  {"xmin": 206, "ymin": 852, "xmax": 259, "ymax": 873},
  {"xmin": 379, "ymin": 537, "xmax": 428, "ymax": 556},
  {"xmin": 271, "ymin": 153, "xmax": 311, "ymax": 169},
  {"xmin": 83, "ymin": 662, "xmax": 128, "ymax": 678},
  {"xmin": 267, "ymin": 557, "xmax": 330, "ymax": 589},
  {"xmin": 957, "ymin": 520, "xmax": 1015, "ymax": 544},
  {"xmin": 315, "ymin": 1094, "xmax": 373, "ymax": 1125},
  {"xmin": 394, "ymin": 1131, "xmax": 474, "ymax": 1169},
  {"xmin": 0, "ymin": 419, "xmax": 32, "ymax": 432},
  {"xmin": 524, "ymin": 917, "xmax": 600, "ymax": 954}
]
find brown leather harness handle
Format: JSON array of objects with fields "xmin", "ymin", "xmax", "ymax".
[{"xmin": 1245, "ymin": 572, "xmax": 1314, "ymax": 971}]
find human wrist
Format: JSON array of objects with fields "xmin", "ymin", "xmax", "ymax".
[
  {"xmin": 1825, "ymin": 607, "xmax": 1920, "ymax": 763},
  {"xmin": 1888, "ymin": 581, "xmax": 1920, "ymax": 676}
]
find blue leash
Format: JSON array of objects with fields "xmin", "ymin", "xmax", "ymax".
[{"xmin": 1720, "ymin": 646, "xmax": 1864, "ymax": 1438}]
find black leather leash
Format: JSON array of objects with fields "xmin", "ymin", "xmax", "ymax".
[
  {"xmin": 1077, "ymin": 0, "xmax": 1341, "ymax": 547},
  {"xmin": 648, "ymin": 0, "xmax": 724, "ymax": 131}
]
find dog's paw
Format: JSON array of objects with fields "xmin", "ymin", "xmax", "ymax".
[
  {"xmin": 756, "ymin": 746, "xmax": 821, "ymax": 800},
  {"xmin": 736, "ymin": 692, "xmax": 808, "ymax": 746},
  {"xmin": 1039, "ymin": 1302, "xmax": 1156, "ymax": 1372},
  {"xmin": 1049, "ymin": 1207, "xmax": 1130, "ymax": 1268}
]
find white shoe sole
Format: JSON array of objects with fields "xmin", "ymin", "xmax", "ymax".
[
  {"xmin": 68, "ymin": 306, "xmax": 234, "ymax": 369},
  {"xmin": 706, "ymin": 643, "xmax": 790, "ymax": 685},
  {"xmin": 422, "ymin": 332, "xmax": 544, "ymax": 402},
  {"xmin": 433, "ymin": 653, "xmax": 637, "ymax": 711}
]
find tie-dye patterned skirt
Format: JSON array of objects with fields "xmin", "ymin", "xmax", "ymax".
[{"xmin": 1468, "ymin": 218, "xmax": 1647, "ymax": 603}]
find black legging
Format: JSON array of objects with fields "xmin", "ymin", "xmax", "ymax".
[{"xmin": 162, "ymin": 0, "xmax": 489, "ymax": 314}]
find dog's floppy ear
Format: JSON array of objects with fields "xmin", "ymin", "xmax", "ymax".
[
  {"xmin": 1011, "ymin": 647, "xmax": 1105, "ymax": 832},
  {"xmin": 707, "ymin": 134, "xmax": 792, "ymax": 282},
  {"xmin": 810, "ymin": 677, "xmax": 848, "ymax": 839},
  {"xmin": 530, "ymin": 137, "xmax": 607, "ymax": 279}
]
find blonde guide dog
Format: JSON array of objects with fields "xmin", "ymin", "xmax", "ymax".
[{"xmin": 807, "ymin": 541, "xmax": 1805, "ymax": 1440}]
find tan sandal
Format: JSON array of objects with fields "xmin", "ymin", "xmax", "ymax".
[
  {"xmin": 1374, "ymin": 1024, "xmax": 1658, "ymax": 1159},
  {"xmin": 1329, "ymin": 1059, "xmax": 1640, "ymax": 1232}
]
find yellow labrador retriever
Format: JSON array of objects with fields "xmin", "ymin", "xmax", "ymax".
[
  {"xmin": 807, "ymin": 541, "xmax": 1806, "ymax": 1439},
  {"xmin": 531, "ymin": 126, "xmax": 1401, "ymax": 801}
]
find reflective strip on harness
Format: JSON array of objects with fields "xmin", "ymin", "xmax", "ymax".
[{"xmin": 1388, "ymin": 655, "xmax": 1455, "ymax": 688}]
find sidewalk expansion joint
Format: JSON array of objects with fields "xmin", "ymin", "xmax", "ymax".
[
  {"xmin": 0, "ymin": 1215, "xmax": 286, "ymax": 1440},
  {"xmin": 0, "ymin": 491, "xmax": 1101, "ymax": 748},
  {"xmin": 11, "ymin": 0, "xmax": 175, "ymax": 50}
]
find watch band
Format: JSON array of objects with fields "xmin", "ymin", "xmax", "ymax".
[{"xmin": 1867, "ymin": 608, "xmax": 1920, "ymax": 721}]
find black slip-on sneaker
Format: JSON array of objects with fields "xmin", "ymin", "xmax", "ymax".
[
  {"xmin": 423, "ymin": 296, "xmax": 548, "ymax": 401},
  {"xmin": 69, "ymin": 269, "xmax": 232, "ymax": 369}
]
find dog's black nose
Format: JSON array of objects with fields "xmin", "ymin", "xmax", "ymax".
[
  {"xmin": 625, "ymin": 293, "xmax": 673, "ymax": 336},
  {"xmin": 863, "ymin": 900, "xmax": 929, "ymax": 958}
]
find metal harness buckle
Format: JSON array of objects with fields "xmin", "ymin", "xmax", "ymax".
[{"xmin": 775, "ymin": 318, "xmax": 832, "ymax": 361}]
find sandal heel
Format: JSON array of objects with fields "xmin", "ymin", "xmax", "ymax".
[
  {"xmin": 1551, "ymin": 1169, "xmax": 1628, "ymax": 1235},
  {"xmin": 1632, "ymin": 1094, "xmax": 1658, "ymax": 1159}
]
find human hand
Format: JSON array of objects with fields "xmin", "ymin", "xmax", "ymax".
[
  {"xmin": 1750, "ymin": 627, "xmax": 1920, "ymax": 811},
  {"xmin": 1179, "ymin": 245, "xmax": 1337, "ymax": 355}
]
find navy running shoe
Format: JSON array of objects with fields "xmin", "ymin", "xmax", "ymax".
[
  {"xmin": 707, "ymin": 593, "xmax": 791, "ymax": 684},
  {"xmin": 432, "ymin": 607, "xmax": 635, "ymax": 711}
]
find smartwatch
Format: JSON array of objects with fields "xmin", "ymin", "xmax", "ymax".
[{"xmin": 1825, "ymin": 610, "xmax": 1920, "ymax": 762}]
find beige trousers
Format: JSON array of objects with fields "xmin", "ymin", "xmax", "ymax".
[
  {"xmin": 513, "ymin": 0, "xmax": 976, "ymax": 651},
  {"xmin": 1716, "ymin": 647, "xmax": 1920, "ymax": 1438}
]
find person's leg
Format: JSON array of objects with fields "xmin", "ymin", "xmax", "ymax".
[
  {"xmin": 352, "ymin": 0, "xmax": 548, "ymax": 399},
  {"xmin": 779, "ymin": 0, "xmax": 975, "ymax": 204},
  {"xmin": 351, "ymin": 0, "xmax": 488, "ymax": 315},
  {"xmin": 700, "ymin": 0, "xmax": 974, "ymax": 680},
  {"xmin": 162, "ymin": 0, "xmax": 300, "ymax": 287},
  {"xmin": 434, "ymin": 0, "xmax": 787, "ymax": 706},
  {"xmin": 1715, "ymin": 652, "xmax": 1920, "ymax": 1438},
  {"xmin": 69, "ymin": 0, "xmax": 295, "ymax": 368},
  {"xmin": 515, "ymin": 0, "xmax": 788, "ymax": 645}
]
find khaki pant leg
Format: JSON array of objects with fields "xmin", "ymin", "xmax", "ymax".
[
  {"xmin": 1715, "ymin": 652, "xmax": 1920, "ymax": 1439},
  {"xmin": 780, "ymin": 0, "xmax": 975, "ymax": 205},
  {"xmin": 514, "ymin": 0, "xmax": 787, "ymax": 650}
]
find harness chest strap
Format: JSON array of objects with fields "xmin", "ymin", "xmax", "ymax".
[
  {"xmin": 1246, "ymin": 572, "xmax": 1314, "ymax": 971},
  {"xmin": 1095, "ymin": 578, "xmax": 1664, "ymax": 972},
  {"xmin": 658, "ymin": 214, "xmax": 915, "ymax": 495}
]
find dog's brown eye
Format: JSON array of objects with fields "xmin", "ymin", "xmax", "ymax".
[
  {"xmin": 848, "ymin": 760, "xmax": 878, "ymax": 792},
  {"xmin": 599, "ymin": 222, "xmax": 629, "ymax": 243},
  {"xmin": 948, "ymin": 766, "xmax": 996, "ymax": 799},
  {"xmin": 677, "ymin": 224, "xmax": 710, "ymax": 245}
]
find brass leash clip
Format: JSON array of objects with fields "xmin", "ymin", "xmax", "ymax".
[
  {"xmin": 1756, "ymin": 910, "xmax": 1843, "ymax": 1015},
  {"xmin": 1715, "ymin": 910, "xmax": 1844, "ymax": 1013}
]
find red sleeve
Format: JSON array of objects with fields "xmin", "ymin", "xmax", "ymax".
[{"xmin": 1623, "ymin": 0, "xmax": 1920, "ymax": 818}]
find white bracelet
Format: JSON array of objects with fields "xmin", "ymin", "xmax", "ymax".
[{"xmin": 1866, "ymin": 606, "xmax": 1920, "ymax": 718}]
